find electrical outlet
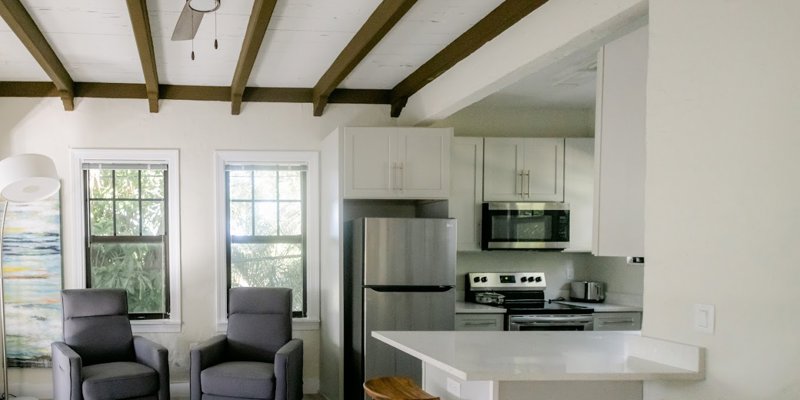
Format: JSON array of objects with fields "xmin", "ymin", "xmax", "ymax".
[
  {"xmin": 565, "ymin": 265, "xmax": 574, "ymax": 280},
  {"xmin": 446, "ymin": 377, "xmax": 461, "ymax": 397},
  {"xmin": 693, "ymin": 304, "xmax": 715, "ymax": 334}
]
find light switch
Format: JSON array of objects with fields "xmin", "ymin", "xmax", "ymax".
[{"xmin": 693, "ymin": 304, "xmax": 715, "ymax": 334}]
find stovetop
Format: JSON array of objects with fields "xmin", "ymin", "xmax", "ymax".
[{"xmin": 465, "ymin": 272, "xmax": 595, "ymax": 315}]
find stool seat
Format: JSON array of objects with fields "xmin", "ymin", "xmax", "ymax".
[{"xmin": 363, "ymin": 376, "xmax": 439, "ymax": 400}]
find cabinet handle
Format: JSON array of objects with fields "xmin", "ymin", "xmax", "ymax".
[
  {"xmin": 517, "ymin": 171, "xmax": 523, "ymax": 196},
  {"xmin": 399, "ymin": 162, "xmax": 404, "ymax": 190},
  {"xmin": 463, "ymin": 321, "xmax": 497, "ymax": 326},
  {"xmin": 391, "ymin": 162, "xmax": 398, "ymax": 190},
  {"xmin": 600, "ymin": 319, "xmax": 635, "ymax": 325},
  {"xmin": 523, "ymin": 170, "xmax": 531, "ymax": 197}
]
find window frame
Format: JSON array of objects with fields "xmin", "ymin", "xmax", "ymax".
[
  {"xmin": 215, "ymin": 151, "xmax": 320, "ymax": 331},
  {"xmin": 71, "ymin": 149, "xmax": 182, "ymax": 333}
]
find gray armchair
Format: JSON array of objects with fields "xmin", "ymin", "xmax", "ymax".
[
  {"xmin": 51, "ymin": 289, "xmax": 170, "ymax": 400},
  {"xmin": 190, "ymin": 287, "xmax": 303, "ymax": 400}
]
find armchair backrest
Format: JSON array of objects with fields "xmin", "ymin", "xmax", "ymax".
[
  {"xmin": 227, "ymin": 287, "xmax": 292, "ymax": 363},
  {"xmin": 61, "ymin": 289, "xmax": 135, "ymax": 366}
]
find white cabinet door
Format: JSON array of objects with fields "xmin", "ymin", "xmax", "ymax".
[
  {"xmin": 343, "ymin": 127, "xmax": 451, "ymax": 199},
  {"xmin": 397, "ymin": 128, "xmax": 451, "ymax": 198},
  {"xmin": 564, "ymin": 138, "xmax": 594, "ymax": 252},
  {"xmin": 593, "ymin": 26, "xmax": 647, "ymax": 257},
  {"xmin": 455, "ymin": 313, "xmax": 504, "ymax": 331},
  {"xmin": 483, "ymin": 138, "xmax": 524, "ymax": 201},
  {"xmin": 523, "ymin": 138, "xmax": 564, "ymax": 202},
  {"xmin": 343, "ymin": 127, "xmax": 394, "ymax": 198},
  {"xmin": 483, "ymin": 138, "xmax": 564, "ymax": 201},
  {"xmin": 449, "ymin": 137, "xmax": 483, "ymax": 251}
]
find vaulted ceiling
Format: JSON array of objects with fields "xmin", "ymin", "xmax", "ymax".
[{"xmin": 0, "ymin": 0, "xmax": 548, "ymax": 116}]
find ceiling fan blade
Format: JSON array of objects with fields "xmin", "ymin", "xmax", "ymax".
[{"xmin": 171, "ymin": 3, "xmax": 205, "ymax": 41}]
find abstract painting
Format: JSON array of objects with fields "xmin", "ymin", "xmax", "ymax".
[{"xmin": 0, "ymin": 193, "xmax": 62, "ymax": 368}]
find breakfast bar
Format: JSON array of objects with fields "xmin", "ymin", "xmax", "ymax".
[{"xmin": 372, "ymin": 331, "xmax": 704, "ymax": 400}]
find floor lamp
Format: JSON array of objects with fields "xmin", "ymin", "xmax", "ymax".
[{"xmin": 0, "ymin": 154, "xmax": 60, "ymax": 400}]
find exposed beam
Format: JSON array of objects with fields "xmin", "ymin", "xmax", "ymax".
[
  {"xmin": 389, "ymin": 0, "xmax": 548, "ymax": 117},
  {"xmin": 312, "ymin": 0, "xmax": 416, "ymax": 117},
  {"xmin": 126, "ymin": 0, "xmax": 160, "ymax": 113},
  {"xmin": 0, "ymin": 82, "xmax": 391, "ymax": 108},
  {"xmin": 0, "ymin": 0, "xmax": 75, "ymax": 111},
  {"xmin": 231, "ymin": 0, "xmax": 278, "ymax": 115}
]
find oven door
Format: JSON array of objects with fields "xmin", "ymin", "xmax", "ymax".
[
  {"xmin": 507, "ymin": 314, "xmax": 594, "ymax": 331},
  {"xmin": 481, "ymin": 202, "xmax": 569, "ymax": 250}
]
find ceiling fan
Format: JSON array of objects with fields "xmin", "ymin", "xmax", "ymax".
[{"xmin": 171, "ymin": 0, "xmax": 220, "ymax": 59}]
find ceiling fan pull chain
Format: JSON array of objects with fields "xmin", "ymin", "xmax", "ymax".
[
  {"xmin": 214, "ymin": 11, "xmax": 219, "ymax": 50},
  {"xmin": 191, "ymin": 6, "xmax": 196, "ymax": 60}
]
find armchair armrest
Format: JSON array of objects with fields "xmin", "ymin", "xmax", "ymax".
[
  {"xmin": 274, "ymin": 339, "xmax": 303, "ymax": 400},
  {"xmin": 52, "ymin": 342, "xmax": 82, "ymax": 400},
  {"xmin": 134, "ymin": 336, "xmax": 170, "ymax": 400},
  {"xmin": 190, "ymin": 335, "xmax": 227, "ymax": 400}
]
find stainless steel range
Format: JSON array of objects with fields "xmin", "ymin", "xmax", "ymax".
[{"xmin": 465, "ymin": 272, "xmax": 594, "ymax": 331}]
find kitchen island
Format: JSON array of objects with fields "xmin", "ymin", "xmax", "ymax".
[{"xmin": 372, "ymin": 331, "xmax": 704, "ymax": 400}]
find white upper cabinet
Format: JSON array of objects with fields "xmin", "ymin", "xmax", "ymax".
[
  {"xmin": 343, "ymin": 127, "xmax": 452, "ymax": 199},
  {"xmin": 593, "ymin": 26, "xmax": 648, "ymax": 257},
  {"xmin": 563, "ymin": 138, "xmax": 594, "ymax": 252},
  {"xmin": 483, "ymin": 138, "xmax": 564, "ymax": 202},
  {"xmin": 449, "ymin": 137, "xmax": 484, "ymax": 251}
]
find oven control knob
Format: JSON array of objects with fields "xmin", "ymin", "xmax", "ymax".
[
  {"xmin": 481, "ymin": 277, "xmax": 487, "ymax": 283},
  {"xmin": 520, "ymin": 277, "xmax": 527, "ymax": 282},
  {"xmin": 534, "ymin": 276, "xmax": 542, "ymax": 282},
  {"xmin": 473, "ymin": 276, "xmax": 480, "ymax": 283}
]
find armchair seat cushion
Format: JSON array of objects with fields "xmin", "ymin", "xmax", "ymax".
[
  {"xmin": 82, "ymin": 361, "xmax": 158, "ymax": 400},
  {"xmin": 200, "ymin": 361, "xmax": 275, "ymax": 399}
]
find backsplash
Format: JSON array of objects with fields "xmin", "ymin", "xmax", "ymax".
[{"xmin": 456, "ymin": 252, "xmax": 643, "ymax": 305}]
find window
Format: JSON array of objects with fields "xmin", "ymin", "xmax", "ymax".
[
  {"xmin": 72, "ymin": 150, "xmax": 181, "ymax": 331},
  {"xmin": 216, "ymin": 152, "xmax": 319, "ymax": 327}
]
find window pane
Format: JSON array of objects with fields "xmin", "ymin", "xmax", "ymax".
[
  {"xmin": 254, "ymin": 201, "xmax": 278, "ymax": 236},
  {"xmin": 142, "ymin": 201, "xmax": 164, "ymax": 235},
  {"xmin": 141, "ymin": 170, "xmax": 164, "ymax": 199},
  {"xmin": 279, "ymin": 171, "xmax": 302, "ymax": 200},
  {"xmin": 230, "ymin": 202, "xmax": 253, "ymax": 236},
  {"xmin": 89, "ymin": 242, "xmax": 165, "ymax": 314},
  {"xmin": 279, "ymin": 202, "xmax": 302, "ymax": 235},
  {"xmin": 116, "ymin": 201, "xmax": 141, "ymax": 236},
  {"xmin": 90, "ymin": 200, "xmax": 114, "ymax": 236},
  {"xmin": 229, "ymin": 171, "xmax": 252, "ymax": 200},
  {"xmin": 89, "ymin": 169, "xmax": 114, "ymax": 199},
  {"xmin": 254, "ymin": 170, "xmax": 277, "ymax": 200},
  {"xmin": 230, "ymin": 243, "xmax": 303, "ymax": 313},
  {"xmin": 115, "ymin": 170, "xmax": 140, "ymax": 199}
]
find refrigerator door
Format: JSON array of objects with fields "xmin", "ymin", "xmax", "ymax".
[
  {"xmin": 360, "ymin": 218, "xmax": 456, "ymax": 287},
  {"xmin": 362, "ymin": 287, "xmax": 455, "ymax": 384}
]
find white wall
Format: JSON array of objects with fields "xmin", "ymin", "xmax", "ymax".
[
  {"xmin": 0, "ymin": 97, "xmax": 396, "ymax": 398},
  {"xmin": 644, "ymin": 1, "xmax": 800, "ymax": 398},
  {"xmin": 432, "ymin": 107, "xmax": 594, "ymax": 138}
]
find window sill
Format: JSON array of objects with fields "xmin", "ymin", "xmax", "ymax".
[
  {"xmin": 216, "ymin": 317, "xmax": 320, "ymax": 333},
  {"xmin": 132, "ymin": 319, "xmax": 182, "ymax": 333}
]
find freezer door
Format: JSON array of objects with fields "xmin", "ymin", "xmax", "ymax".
[
  {"xmin": 361, "ymin": 218, "xmax": 456, "ymax": 286},
  {"xmin": 362, "ymin": 288, "xmax": 455, "ymax": 385}
]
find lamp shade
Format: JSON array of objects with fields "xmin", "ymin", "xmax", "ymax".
[{"xmin": 0, "ymin": 154, "xmax": 61, "ymax": 202}]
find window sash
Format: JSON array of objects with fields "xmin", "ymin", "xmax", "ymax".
[
  {"xmin": 224, "ymin": 167, "xmax": 308, "ymax": 318},
  {"xmin": 83, "ymin": 168, "xmax": 171, "ymax": 320}
]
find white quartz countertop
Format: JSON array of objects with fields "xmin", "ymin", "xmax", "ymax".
[
  {"xmin": 456, "ymin": 301, "xmax": 506, "ymax": 314},
  {"xmin": 558, "ymin": 301, "xmax": 643, "ymax": 312},
  {"xmin": 373, "ymin": 331, "xmax": 704, "ymax": 382}
]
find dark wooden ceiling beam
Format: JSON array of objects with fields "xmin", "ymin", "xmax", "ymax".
[
  {"xmin": 126, "ymin": 0, "xmax": 160, "ymax": 113},
  {"xmin": 0, "ymin": 82, "xmax": 391, "ymax": 107},
  {"xmin": 389, "ymin": 0, "xmax": 548, "ymax": 117},
  {"xmin": 0, "ymin": 0, "xmax": 75, "ymax": 111},
  {"xmin": 312, "ymin": 0, "xmax": 416, "ymax": 117},
  {"xmin": 230, "ymin": 0, "xmax": 278, "ymax": 115}
]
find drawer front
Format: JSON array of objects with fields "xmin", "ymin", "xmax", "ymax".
[
  {"xmin": 455, "ymin": 313, "xmax": 504, "ymax": 331},
  {"xmin": 593, "ymin": 312, "xmax": 642, "ymax": 331}
]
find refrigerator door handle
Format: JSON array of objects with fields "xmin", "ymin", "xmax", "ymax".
[{"xmin": 366, "ymin": 285, "xmax": 454, "ymax": 293}]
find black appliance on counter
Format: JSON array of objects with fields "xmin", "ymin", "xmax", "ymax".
[{"xmin": 465, "ymin": 272, "xmax": 594, "ymax": 331}]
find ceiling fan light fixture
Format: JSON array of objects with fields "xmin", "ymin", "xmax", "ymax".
[{"xmin": 187, "ymin": 0, "xmax": 221, "ymax": 14}]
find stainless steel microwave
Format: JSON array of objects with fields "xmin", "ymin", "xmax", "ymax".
[{"xmin": 481, "ymin": 202, "xmax": 569, "ymax": 250}]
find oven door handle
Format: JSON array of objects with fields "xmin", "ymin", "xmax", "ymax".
[{"xmin": 513, "ymin": 316, "xmax": 593, "ymax": 324}]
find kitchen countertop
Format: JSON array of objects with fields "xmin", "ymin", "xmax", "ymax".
[
  {"xmin": 456, "ymin": 300, "xmax": 506, "ymax": 314},
  {"xmin": 557, "ymin": 301, "xmax": 643, "ymax": 313},
  {"xmin": 372, "ymin": 330, "xmax": 704, "ymax": 382}
]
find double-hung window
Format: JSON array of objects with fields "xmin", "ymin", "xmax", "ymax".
[
  {"xmin": 72, "ymin": 150, "xmax": 181, "ymax": 330},
  {"xmin": 216, "ymin": 152, "xmax": 319, "ymax": 326}
]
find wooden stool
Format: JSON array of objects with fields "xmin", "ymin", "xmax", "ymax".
[{"xmin": 363, "ymin": 376, "xmax": 439, "ymax": 400}]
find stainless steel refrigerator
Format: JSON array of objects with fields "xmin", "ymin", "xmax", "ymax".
[{"xmin": 346, "ymin": 217, "xmax": 456, "ymax": 398}]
